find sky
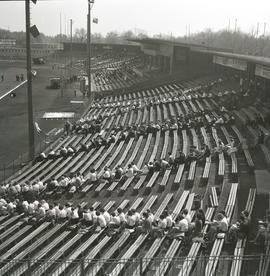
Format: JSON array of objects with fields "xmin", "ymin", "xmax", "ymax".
[{"xmin": 0, "ymin": 0, "xmax": 270, "ymax": 37}]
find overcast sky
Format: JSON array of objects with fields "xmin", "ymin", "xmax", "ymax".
[{"xmin": 0, "ymin": 0, "xmax": 270, "ymax": 37}]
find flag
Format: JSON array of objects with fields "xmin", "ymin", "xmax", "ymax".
[
  {"xmin": 35, "ymin": 122, "xmax": 42, "ymax": 134},
  {"xmin": 93, "ymin": 18, "xmax": 98, "ymax": 24}
]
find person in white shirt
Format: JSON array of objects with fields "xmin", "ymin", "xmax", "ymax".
[
  {"xmin": 117, "ymin": 208, "xmax": 126, "ymax": 224},
  {"xmin": 82, "ymin": 208, "xmax": 92, "ymax": 227},
  {"xmin": 131, "ymin": 162, "xmax": 142, "ymax": 175},
  {"xmin": 142, "ymin": 163, "xmax": 149, "ymax": 175},
  {"xmin": 70, "ymin": 207, "xmax": 79, "ymax": 224},
  {"xmin": 46, "ymin": 205, "xmax": 56, "ymax": 221},
  {"xmin": 101, "ymin": 208, "xmax": 111, "ymax": 224},
  {"xmin": 22, "ymin": 200, "xmax": 29, "ymax": 213},
  {"xmin": 165, "ymin": 212, "xmax": 173, "ymax": 228},
  {"xmin": 132, "ymin": 209, "xmax": 141, "ymax": 225},
  {"xmin": 88, "ymin": 169, "xmax": 97, "ymax": 183},
  {"xmin": 206, "ymin": 212, "xmax": 228, "ymax": 242},
  {"xmin": 91, "ymin": 208, "xmax": 98, "ymax": 224},
  {"xmin": 126, "ymin": 210, "xmax": 136, "ymax": 229},
  {"xmin": 153, "ymin": 214, "xmax": 167, "ymax": 237},
  {"xmin": 147, "ymin": 209, "xmax": 154, "ymax": 224},
  {"xmin": 161, "ymin": 159, "xmax": 170, "ymax": 170},
  {"xmin": 32, "ymin": 182, "xmax": 40, "ymax": 193},
  {"xmin": 108, "ymin": 212, "xmax": 121, "ymax": 229},
  {"xmin": 54, "ymin": 203, "xmax": 61, "ymax": 218},
  {"xmin": 58, "ymin": 205, "xmax": 67, "ymax": 222},
  {"xmin": 102, "ymin": 167, "xmax": 112, "ymax": 182},
  {"xmin": 59, "ymin": 176, "xmax": 68, "ymax": 188},
  {"xmin": 168, "ymin": 214, "xmax": 188, "ymax": 239},
  {"xmin": 96, "ymin": 211, "xmax": 107, "ymax": 228},
  {"xmin": 36, "ymin": 204, "xmax": 46, "ymax": 220},
  {"xmin": 182, "ymin": 209, "xmax": 192, "ymax": 228},
  {"xmin": 41, "ymin": 200, "xmax": 49, "ymax": 211},
  {"xmin": 125, "ymin": 164, "xmax": 134, "ymax": 178}
]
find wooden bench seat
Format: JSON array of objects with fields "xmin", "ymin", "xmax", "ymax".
[
  {"xmin": 133, "ymin": 175, "xmax": 146, "ymax": 194},
  {"xmin": 202, "ymin": 158, "xmax": 211, "ymax": 179},
  {"xmin": 205, "ymin": 183, "xmax": 238, "ymax": 276},
  {"xmin": 159, "ymin": 169, "xmax": 171, "ymax": 191},
  {"xmin": 232, "ymin": 125, "xmax": 254, "ymax": 170},
  {"xmin": 230, "ymin": 188, "xmax": 256, "ymax": 276},
  {"xmin": 145, "ymin": 172, "xmax": 159, "ymax": 192},
  {"xmin": 94, "ymin": 180, "xmax": 108, "ymax": 196},
  {"xmin": 0, "ymin": 223, "xmax": 65, "ymax": 276},
  {"xmin": 0, "ymin": 222, "xmax": 51, "ymax": 261},
  {"xmin": 179, "ymin": 207, "xmax": 215, "ymax": 276},
  {"xmin": 107, "ymin": 192, "xmax": 177, "ymax": 276},
  {"xmin": 210, "ymin": 187, "xmax": 219, "ymax": 207}
]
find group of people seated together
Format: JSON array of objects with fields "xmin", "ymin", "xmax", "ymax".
[{"xmin": 0, "ymin": 193, "xmax": 269, "ymax": 250}]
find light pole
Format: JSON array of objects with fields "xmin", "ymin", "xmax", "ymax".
[
  {"xmin": 87, "ymin": 0, "xmax": 94, "ymax": 101},
  {"xmin": 25, "ymin": 0, "xmax": 35, "ymax": 160}
]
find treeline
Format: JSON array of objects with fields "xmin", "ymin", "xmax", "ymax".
[{"xmin": 1, "ymin": 27, "xmax": 270, "ymax": 57}]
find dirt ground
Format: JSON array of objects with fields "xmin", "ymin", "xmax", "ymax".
[{"xmin": 0, "ymin": 59, "xmax": 89, "ymax": 180}]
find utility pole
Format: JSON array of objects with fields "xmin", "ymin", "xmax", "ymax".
[
  {"xmin": 25, "ymin": 0, "xmax": 35, "ymax": 160},
  {"xmin": 87, "ymin": 0, "xmax": 93, "ymax": 100},
  {"xmin": 70, "ymin": 19, "xmax": 73, "ymax": 77}
]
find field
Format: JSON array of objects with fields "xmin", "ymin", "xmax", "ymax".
[{"xmin": 0, "ymin": 59, "xmax": 88, "ymax": 180}]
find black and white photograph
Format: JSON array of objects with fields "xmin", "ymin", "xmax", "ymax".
[{"xmin": 0, "ymin": 0, "xmax": 269, "ymax": 275}]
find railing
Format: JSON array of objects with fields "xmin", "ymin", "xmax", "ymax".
[{"xmin": 0, "ymin": 254, "xmax": 268, "ymax": 276}]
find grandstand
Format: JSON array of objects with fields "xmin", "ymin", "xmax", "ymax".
[{"xmin": 1, "ymin": 30, "xmax": 270, "ymax": 276}]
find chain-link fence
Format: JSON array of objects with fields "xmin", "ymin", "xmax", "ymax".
[{"xmin": 0, "ymin": 254, "xmax": 268, "ymax": 276}]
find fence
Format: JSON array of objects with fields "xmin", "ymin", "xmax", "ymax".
[
  {"xmin": 0, "ymin": 130, "xmax": 63, "ymax": 184},
  {"xmin": 0, "ymin": 254, "xmax": 268, "ymax": 276}
]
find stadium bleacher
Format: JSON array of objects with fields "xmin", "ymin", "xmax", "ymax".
[{"xmin": 0, "ymin": 67, "xmax": 270, "ymax": 276}]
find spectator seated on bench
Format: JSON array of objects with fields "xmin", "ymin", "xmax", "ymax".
[
  {"xmin": 152, "ymin": 213, "xmax": 168, "ymax": 238},
  {"xmin": 95, "ymin": 210, "xmax": 107, "ymax": 231},
  {"xmin": 197, "ymin": 144, "xmax": 211, "ymax": 162},
  {"xmin": 206, "ymin": 212, "xmax": 229, "ymax": 242},
  {"xmin": 107, "ymin": 211, "xmax": 121, "ymax": 231},
  {"xmin": 167, "ymin": 214, "xmax": 188, "ymax": 239},
  {"xmin": 79, "ymin": 142, "xmax": 90, "ymax": 152},
  {"xmin": 186, "ymin": 146, "xmax": 200, "ymax": 166},
  {"xmin": 125, "ymin": 164, "xmax": 134, "ymax": 178},
  {"xmin": 114, "ymin": 165, "xmax": 124, "ymax": 180},
  {"xmin": 48, "ymin": 150, "xmax": 58, "ymax": 160},
  {"xmin": 136, "ymin": 212, "xmax": 152, "ymax": 234},
  {"xmin": 224, "ymin": 137, "xmax": 239, "ymax": 156},
  {"xmin": 35, "ymin": 152, "xmax": 47, "ymax": 162},
  {"xmin": 153, "ymin": 159, "xmax": 161, "ymax": 172},
  {"xmin": 161, "ymin": 159, "xmax": 170, "ymax": 170},
  {"xmin": 214, "ymin": 139, "xmax": 225, "ymax": 154},
  {"xmin": 174, "ymin": 151, "xmax": 186, "ymax": 167},
  {"xmin": 88, "ymin": 168, "xmax": 98, "ymax": 184},
  {"xmin": 125, "ymin": 210, "xmax": 137, "ymax": 231},
  {"xmin": 101, "ymin": 166, "xmax": 113, "ymax": 183},
  {"xmin": 250, "ymin": 215, "xmax": 270, "ymax": 245},
  {"xmin": 131, "ymin": 162, "xmax": 143, "ymax": 175},
  {"xmin": 227, "ymin": 210, "xmax": 250, "ymax": 243}
]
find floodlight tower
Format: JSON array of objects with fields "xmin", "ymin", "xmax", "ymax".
[{"xmin": 87, "ymin": 0, "xmax": 95, "ymax": 101}]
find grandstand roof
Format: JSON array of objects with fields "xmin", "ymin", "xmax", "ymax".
[
  {"xmin": 128, "ymin": 38, "xmax": 232, "ymax": 52},
  {"xmin": 131, "ymin": 38, "xmax": 270, "ymax": 68},
  {"xmin": 197, "ymin": 49, "xmax": 270, "ymax": 67}
]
